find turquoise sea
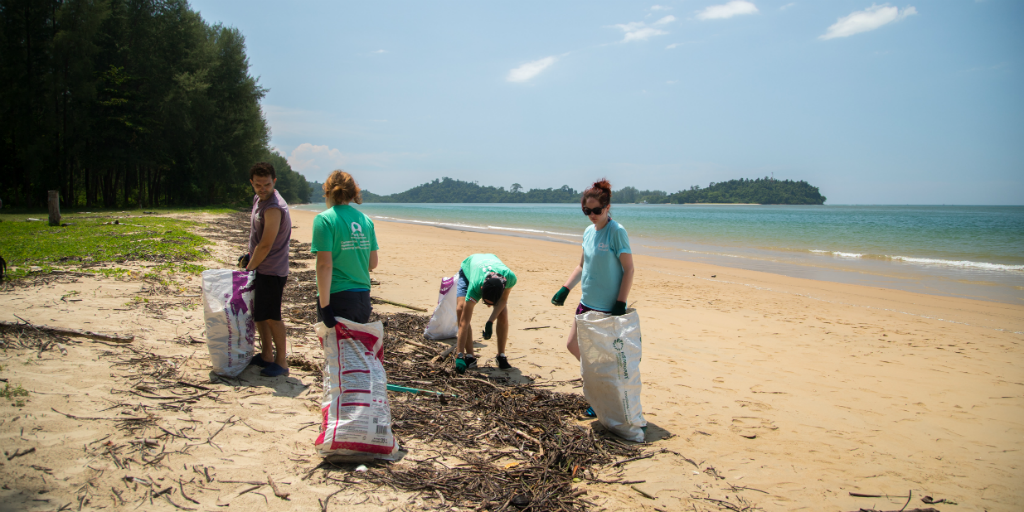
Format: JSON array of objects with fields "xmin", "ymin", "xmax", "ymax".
[{"xmin": 294, "ymin": 203, "xmax": 1024, "ymax": 306}]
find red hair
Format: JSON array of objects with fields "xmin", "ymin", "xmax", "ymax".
[{"xmin": 581, "ymin": 179, "xmax": 612, "ymax": 207}]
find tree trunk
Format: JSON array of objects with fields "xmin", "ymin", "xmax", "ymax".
[{"xmin": 48, "ymin": 190, "xmax": 61, "ymax": 226}]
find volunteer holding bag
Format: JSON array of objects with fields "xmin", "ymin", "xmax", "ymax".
[
  {"xmin": 312, "ymin": 170, "xmax": 379, "ymax": 326},
  {"xmin": 552, "ymin": 179, "xmax": 634, "ymax": 357},
  {"xmin": 552, "ymin": 179, "xmax": 635, "ymax": 419}
]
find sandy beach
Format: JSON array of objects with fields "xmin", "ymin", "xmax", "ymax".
[{"xmin": 1, "ymin": 208, "xmax": 1022, "ymax": 511}]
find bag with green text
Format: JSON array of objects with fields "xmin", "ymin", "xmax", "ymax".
[{"xmin": 576, "ymin": 309, "xmax": 646, "ymax": 442}]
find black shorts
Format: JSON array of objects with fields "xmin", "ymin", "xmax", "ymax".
[
  {"xmin": 316, "ymin": 290, "xmax": 372, "ymax": 325},
  {"xmin": 253, "ymin": 272, "xmax": 288, "ymax": 322}
]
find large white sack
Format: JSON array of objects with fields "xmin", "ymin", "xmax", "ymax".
[
  {"xmin": 423, "ymin": 274, "xmax": 458, "ymax": 340},
  {"xmin": 202, "ymin": 269, "xmax": 256, "ymax": 377},
  {"xmin": 576, "ymin": 309, "xmax": 646, "ymax": 442},
  {"xmin": 315, "ymin": 319, "xmax": 399, "ymax": 460}
]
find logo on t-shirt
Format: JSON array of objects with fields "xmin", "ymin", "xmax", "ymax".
[
  {"xmin": 598, "ymin": 242, "xmax": 609, "ymax": 252},
  {"xmin": 350, "ymin": 222, "xmax": 363, "ymax": 235}
]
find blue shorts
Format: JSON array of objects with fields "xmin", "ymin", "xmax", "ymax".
[{"xmin": 456, "ymin": 269, "xmax": 470, "ymax": 299}]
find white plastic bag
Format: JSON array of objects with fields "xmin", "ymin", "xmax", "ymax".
[
  {"xmin": 576, "ymin": 308, "xmax": 646, "ymax": 442},
  {"xmin": 201, "ymin": 269, "xmax": 256, "ymax": 377},
  {"xmin": 423, "ymin": 274, "xmax": 458, "ymax": 340},
  {"xmin": 315, "ymin": 318, "xmax": 399, "ymax": 460}
]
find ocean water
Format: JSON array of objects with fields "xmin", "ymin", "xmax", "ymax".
[{"xmin": 294, "ymin": 203, "xmax": 1024, "ymax": 305}]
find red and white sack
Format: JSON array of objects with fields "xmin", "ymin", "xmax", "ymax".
[
  {"xmin": 201, "ymin": 269, "xmax": 256, "ymax": 377},
  {"xmin": 423, "ymin": 274, "xmax": 458, "ymax": 340},
  {"xmin": 314, "ymin": 318, "xmax": 399, "ymax": 460}
]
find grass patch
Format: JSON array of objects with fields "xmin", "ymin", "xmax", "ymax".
[
  {"xmin": 0, "ymin": 212, "xmax": 212, "ymax": 274},
  {"xmin": 2, "ymin": 382, "xmax": 29, "ymax": 406}
]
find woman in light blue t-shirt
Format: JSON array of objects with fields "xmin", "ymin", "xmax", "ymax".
[{"xmin": 551, "ymin": 179, "xmax": 634, "ymax": 363}]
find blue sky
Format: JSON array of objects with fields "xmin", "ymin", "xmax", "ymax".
[{"xmin": 190, "ymin": 1, "xmax": 1022, "ymax": 204}]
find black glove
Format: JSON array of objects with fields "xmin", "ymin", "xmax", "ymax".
[
  {"xmin": 482, "ymin": 321, "xmax": 493, "ymax": 340},
  {"xmin": 320, "ymin": 303, "xmax": 338, "ymax": 328},
  {"xmin": 238, "ymin": 253, "xmax": 251, "ymax": 269},
  {"xmin": 611, "ymin": 301, "xmax": 627, "ymax": 316},
  {"xmin": 551, "ymin": 286, "xmax": 569, "ymax": 306}
]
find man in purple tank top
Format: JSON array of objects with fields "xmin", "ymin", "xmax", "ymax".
[{"xmin": 240, "ymin": 162, "xmax": 292, "ymax": 377}]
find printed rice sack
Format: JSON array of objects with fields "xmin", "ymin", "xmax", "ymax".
[
  {"xmin": 423, "ymin": 274, "xmax": 458, "ymax": 340},
  {"xmin": 202, "ymin": 269, "xmax": 256, "ymax": 377},
  {"xmin": 576, "ymin": 308, "xmax": 646, "ymax": 442},
  {"xmin": 315, "ymin": 318, "xmax": 399, "ymax": 460}
]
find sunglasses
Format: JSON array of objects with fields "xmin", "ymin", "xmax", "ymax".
[{"xmin": 582, "ymin": 206, "xmax": 606, "ymax": 216}]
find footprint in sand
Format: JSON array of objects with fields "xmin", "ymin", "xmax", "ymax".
[{"xmin": 730, "ymin": 416, "xmax": 778, "ymax": 438}]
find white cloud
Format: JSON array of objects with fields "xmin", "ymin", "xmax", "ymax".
[
  {"xmin": 780, "ymin": 2, "xmax": 796, "ymax": 10},
  {"xmin": 285, "ymin": 143, "xmax": 402, "ymax": 180},
  {"xmin": 820, "ymin": 4, "xmax": 917, "ymax": 40},
  {"xmin": 287, "ymin": 143, "xmax": 347, "ymax": 174},
  {"xmin": 506, "ymin": 56, "xmax": 558, "ymax": 83},
  {"xmin": 372, "ymin": 49, "xmax": 387, "ymax": 54},
  {"xmin": 696, "ymin": 1, "xmax": 759, "ymax": 20},
  {"xmin": 666, "ymin": 43, "xmax": 681, "ymax": 49},
  {"xmin": 651, "ymin": 4, "xmax": 671, "ymax": 11},
  {"xmin": 615, "ymin": 19, "xmax": 671, "ymax": 42}
]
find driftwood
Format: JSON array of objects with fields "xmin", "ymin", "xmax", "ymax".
[
  {"xmin": 431, "ymin": 344, "xmax": 456, "ymax": 363},
  {"xmin": 371, "ymin": 297, "xmax": 427, "ymax": 312},
  {"xmin": 3, "ymin": 318, "xmax": 134, "ymax": 343},
  {"xmin": 51, "ymin": 408, "xmax": 151, "ymax": 422}
]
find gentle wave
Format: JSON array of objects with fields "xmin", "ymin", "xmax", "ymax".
[
  {"xmin": 887, "ymin": 256, "xmax": 1024, "ymax": 272},
  {"xmin": 809, "ymin": 249, "xmax": 1023, "ymax": 271},
  {"xmin": 371, "ymin": 215, "xmax": 582, "ymax": 238},
  {"xmin": 810, "ymin": 249, "xmax": 864, "ymax": 259},
  {"xmin": 485, "ymin": 225, "xmax": 582, "ymax": 238}
]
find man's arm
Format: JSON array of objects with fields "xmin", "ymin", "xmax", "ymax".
[
  {"xmin": 369, "ymin": 250, "xmax": 378, "ymax": 271},
  {"xmin": 246, "ymin": 208, "xmax": 281, "ymax": 271}
]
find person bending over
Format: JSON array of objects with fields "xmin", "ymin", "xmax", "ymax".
[
  {"xmin": 312, "ymin": 170, "xmax": 379, "ymax": 328},
  {"xmin": 455, "ymin": 253, "xmax": 517, "ymax": 373}
]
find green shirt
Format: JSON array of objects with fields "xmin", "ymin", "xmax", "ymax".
[
  {"xmin": 311, "ymin": 205, "xmax": 379, "ymax": 294},
  {"xmin": 460, "ymin": 253, "xmax": 517, "ymax": 303}
]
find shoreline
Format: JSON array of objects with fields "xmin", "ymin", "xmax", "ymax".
[{"xmin": 294, "ymin": 204, "xmax": 1024, "ymax": 306}]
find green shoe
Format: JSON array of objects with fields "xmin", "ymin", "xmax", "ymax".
[{"xmin": 455, "ymin": 357, "xmax": 468, "ymax": 374}]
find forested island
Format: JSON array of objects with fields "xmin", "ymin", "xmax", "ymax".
[
  {"xmin": 320, "ymin": 177, "xmax": 826, "ymax": 205},
  {"xmin": 0, "ymin": 0, "xmax": 310, "ymax": 208}
]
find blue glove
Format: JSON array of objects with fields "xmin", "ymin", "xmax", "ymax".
[
  {"xmin": 610, "ymin": 301, "xmax": 627, "ymax": 316},
  {"xmin": 320, "ymin": 303, "xmax": 338, "ymax": 328},
  {"xmin": 482, "ymin": 321, "xmax": 493, "ymax": 340},
  {"xmin": 551, "ymin": 286, "xmax": 569, "ymax": 306}
]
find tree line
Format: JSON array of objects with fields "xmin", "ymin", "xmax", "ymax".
[
  {"xmin": 0, "ymin": 0, "xmax": 310, "ymax": 209},
  {"xmin": 348, "ymin": 177, "xmax": 825, "ymax": 205}
]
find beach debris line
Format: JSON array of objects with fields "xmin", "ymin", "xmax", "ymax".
[{"xmin": 302, "ymin": 311, "xmax": 652, "ymax": 511}]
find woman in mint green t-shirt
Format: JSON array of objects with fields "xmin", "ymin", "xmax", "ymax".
[
  {"xmin": 311, "ymin": 170, "xmax": 379, "ymax": 326},
  {"xmin": 551, "ymin": 179, "xmax": 634, "ymax": 362}
]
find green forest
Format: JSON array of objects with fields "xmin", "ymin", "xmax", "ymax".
[
  {"xmin": 348, "ymin": 177, "xmax": 826, "ymax": 205},
  {"xmin": 0, "ymin": 0, "xmax": 310, "ymax": 209}
]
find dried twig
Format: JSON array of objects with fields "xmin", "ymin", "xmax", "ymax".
[
  {"xmin": 4, "ymin": 318, "xmax": 134, "ymax": 343},
  {"xmin": 267, "ymin": 475, "xmax": 290, "ymax": 500}
]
